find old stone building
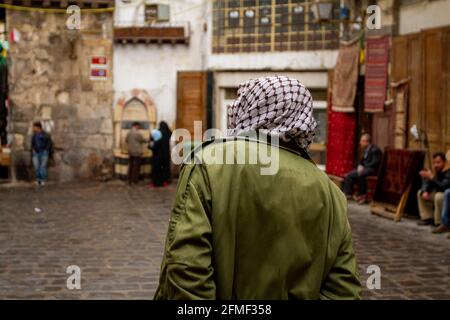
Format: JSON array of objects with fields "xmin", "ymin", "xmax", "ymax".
[{"xmin": 6, "ymin": 1, "xmax": 115, "ymax": 181}]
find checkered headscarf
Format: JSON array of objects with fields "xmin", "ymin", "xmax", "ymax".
[{"xmin": 227, "ymin": 76, "xmax": 317, "ymax": 150}]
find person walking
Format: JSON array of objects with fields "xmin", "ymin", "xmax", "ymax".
[
  {"xmin": 154, "ymin": 76, "xmax": 361, "ymax": 300},
  {"xmin": 125, "ymin": 122, "xmax": 147, "ymax": 185},
  {"xmin": 31, "ymin": 122, "xmax": 52, "ymax": 186}
]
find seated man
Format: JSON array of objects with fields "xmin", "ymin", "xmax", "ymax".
[
  {"xmin": 343, "ymin": 133, "xmax": 382, "ymax": 204},
  {"xmin": 433, "ymin": 189, "xmax": 450, "ymax": 235},
  {"xmin": 417, "ymin": 152, "xmax": 450, "ymax": 226}
]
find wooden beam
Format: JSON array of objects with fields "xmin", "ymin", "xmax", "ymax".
[
  {"xmin": 394, "ymin": 185, "xmax": 411, "ymax": 222},
  {"xmin": 370, "ymin": 205, "xmax": 397, "ymax": 221}
]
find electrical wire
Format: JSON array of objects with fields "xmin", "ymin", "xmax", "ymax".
[{"xmin": 0, "ymin": 3, "xmax": 115, "ymax": 14}]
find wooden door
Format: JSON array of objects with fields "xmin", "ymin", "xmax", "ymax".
[
  {"xmin": 422, "ymin": 28, "xmax": 445, "ymax": 156},
  {"xmin": 390, "ymin": 33, "xmax": 423, "ymax": 150},
  {"xmin": 389, "ymin": 26, "xmax": 450, "ymax": 158},
  {"xmin": 407, "ymin": 34, "xmax": 423, "ymax": 150},
  {"xmin": 176, "ymin": 71, "xmax": 207, "ymax": 138},
  {"xmin": 443, "ymin": 28, "xmax": 450, "ymax": 152}
]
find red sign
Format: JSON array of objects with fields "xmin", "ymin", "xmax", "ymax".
[
  {"xmin": 91, "ymin": 56, "xmax": 107, "ymax": 65},
  {"xmin": 90, "ymin": 55, "xmax": 108, "ymax": 80}
]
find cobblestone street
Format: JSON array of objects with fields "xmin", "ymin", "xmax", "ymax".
[{"xmin": 0, "ymin": 181, "xmax": 449, "ymax": 300}]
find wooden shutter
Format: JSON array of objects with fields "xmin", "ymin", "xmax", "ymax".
[
  {"xmin": 389, "ymin": 26, "xmax": 450, "ymax": 156},
  {"xmin": 406, "ymin": 34, "xmax": 423, "ymax": 150},
  {"xmin": 422, "ymin": 28, "xmax": 445, "ymax": 155},
  {"xmin": 444, "ymin": 27, "xmax": 450, "ymax": 152},
  {"xmin": 176, "ymin": 71, "xmax": 207, "ymax": 137}
]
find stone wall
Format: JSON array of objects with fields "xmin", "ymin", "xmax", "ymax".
[{"xmin": 7, "ymin": 9, "xmax": 114, "ymax": 181}]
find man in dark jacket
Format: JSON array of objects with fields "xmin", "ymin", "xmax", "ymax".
[
  {"xmin": 343, "ymin": 133, "xmax": 382, "ymax": 204},
  {"xmin": 417, "ymin": 152, "xmax": 450, "ymax": 227},
  {"xmin": 31, "ymin": 122, "xmax": 52, "ymax": 186}
]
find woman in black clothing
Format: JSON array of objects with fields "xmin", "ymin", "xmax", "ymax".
[
  {"xmin": 149, "ymin": 122, "xmax": 172, "ymax": 187},
  {"xmin": 158, "ymin": 121, "xmax": 172, "ymax": 185}
]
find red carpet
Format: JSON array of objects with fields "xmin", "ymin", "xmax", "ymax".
[{"xmin": 325, "ymin": 102, "xmax": 356, "ymax": 177}]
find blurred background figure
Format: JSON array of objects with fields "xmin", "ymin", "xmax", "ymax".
[
  {"xmin": 417, "ymin": 152, "xmax": 450, "ymax": 227},
  {"xmin": 125, "ymin": 122, "xmax": 147, "ymax": 186},
  {"xmin": 158, "ymin": 121, "xmax": 172, "ymax": 186},
  {"xmin": 428, "ymin": 150, "xmax": 450, "ymax": 233},
  {"xmin": 149, "ymin": 127, "xmax": 163, "ymax": 187},
  {"xmin": 343, "ymin": 134, "xmax": 382, "ymax": 204},
  {"xmin": 31, "ymin": 122, "xmax": 52, "ymax": 186}
]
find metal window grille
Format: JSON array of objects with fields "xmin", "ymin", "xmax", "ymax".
[{"xmin": 212, "ymin": 0, "xmax": 340, "ymax": 53}]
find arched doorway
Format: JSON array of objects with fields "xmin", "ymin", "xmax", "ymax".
[{"xmin": 113, "ymin": 90, "xmax": 157, "ymax": 180}]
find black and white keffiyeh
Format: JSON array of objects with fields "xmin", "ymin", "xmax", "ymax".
[{"xmin": 227, "ymin": 76, "xmax": 317, "ymax": 150}]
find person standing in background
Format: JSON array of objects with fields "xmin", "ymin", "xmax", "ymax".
[
  {"xmin": 149, "ymin": 128, "xmax": 164, "ymax": 187},
  {"xmin": 31, "ymin": 122, "xmax": 52, "ymax": 186},
  {"xmin": 158, "ymin": 121, "xmax": 172, "ymax": 186},
  {"xmin": 125, "ymin": 122, "xmax": 147, "ymax": 186}
]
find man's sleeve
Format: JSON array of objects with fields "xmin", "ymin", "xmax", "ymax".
[
  {"xmin": 154, "ymin": 163, "xmax": 215, "ymax": 300},
  {"xmin": 138, "ymin": 133, "xmax": 147, "ymax": 144},
  {"xmin": 420, "ymin": 178, "xmax": 430, "ymax": 192},
  {"xmin": 365, "ymin": 148, "xmax": 382, "ymax": 171},
  {"xmin": 320, "ymin": 188, "xmax": 361, "ymax": 300},
  {"xmin": 429, "ymin": 171, "xmax": 450, "ymax": 191},
  {"xmin": 31, "ymin": 135, "xmax": 35, "ymax": 151},
  {"xmin": 320, "ymin": 226, "xmax": 362, "ymax": 300}
]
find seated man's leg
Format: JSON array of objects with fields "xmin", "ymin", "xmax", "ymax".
[
  {"xmin": 441, "ymin": 189, "xmax": 450, "ymax": 227},
  {"xmin": 357, "ymin": 168, "xmax": 375, "ymax": 196},
  {"xmin": 434, "ymin": 192, "xmax": 444, "ymax": 226},
  {"xmin": 432, "ymin": 191, "xmax": 450, "ymax": 233},
  {"xmin": 343, "ymin": 170, "xmax": 358, "ymax": 196},
  {"xmin": 417, "ymin": 190, "xmax": 434, "ymax": 224}
]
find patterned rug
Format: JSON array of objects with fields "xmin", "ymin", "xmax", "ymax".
[
  {"xmin": 373, "ymin": 148, "xmax": 425, "ymax": 209},
  {"xmin": 364, "ymin": 36, "xmax": 389, "ymax": 113},
  {"xmin": 332, "ymin": 41, "xmax": 360, "ymax": 112},
  {"xmin": 325, "ymin": 99, "xmax": 356, "ymax": 177}
]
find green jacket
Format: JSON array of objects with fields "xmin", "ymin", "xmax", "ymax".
[{"xmin": 154, "ymin": 138, "xmax": 361, "ymax": 300}]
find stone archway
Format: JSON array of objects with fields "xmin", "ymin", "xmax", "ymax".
[{"xmin": 113, "ymin": 89, "xmax": 157, "ymax": 180}]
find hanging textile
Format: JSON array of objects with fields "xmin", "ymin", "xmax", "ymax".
[
  {"xmin": 392, "ymin": 79, "xmax": 409, "ymax": 149},
  {"xmin": 331, "ymin": 40, "xmax": 360, "ymax": 112},
  {"xmin": 0, "ymin": 41, "xmax": 7, "ymax": 146},
  {"xmin": 325, "ymin": 93, "xmax": 356, "ymax": 177},
  {"xmin": 364, "ymin": 36, "xmax": 389, "ymax": 113}
]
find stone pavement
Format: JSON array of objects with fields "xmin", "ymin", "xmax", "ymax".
[{"xmin": 0, "ymin": 181, "xmax": 449, "ymax": 299}]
